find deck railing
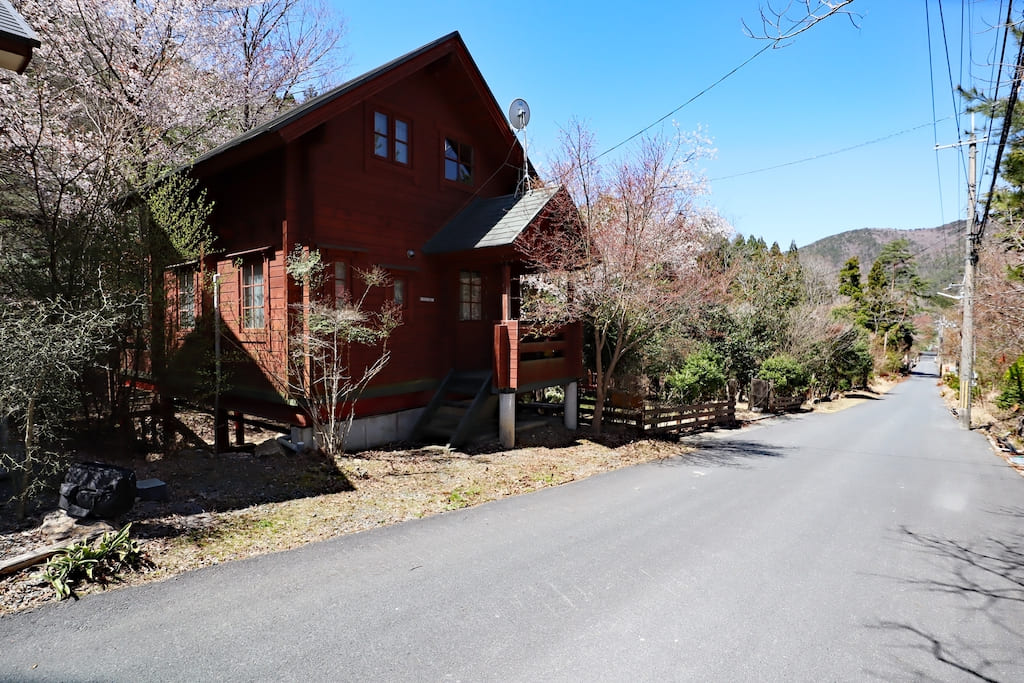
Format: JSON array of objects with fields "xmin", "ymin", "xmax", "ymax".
[{"xmin": 493, "ymin": 320, "xmax": 583, "ymax": 391}]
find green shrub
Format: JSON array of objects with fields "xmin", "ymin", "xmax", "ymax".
[
  {"xmin": 943, "ymin": 372, "xmax": 960, "ymax": 393},
  {"xmin": 757, "ymin": 355, "xmax": 810, "ymax": 397},
  {"xmin": 878, "ymin": 350, "xmax": 905, "ymax": 376},
  {"xmin": 996, "ymin": 357, "xmax": 1024, "ymax": 410},
  {"xmin": 664, "ymin": 345, "xmax": 727, "ymax": 404},
  {"xmin": 943, "ymin": 371, "xmax": 981, "ymax": 400}
]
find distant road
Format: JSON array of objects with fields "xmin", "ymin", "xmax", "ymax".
[{"xmin": 3, "ymin": 356, "xmax": 1023, "ymax": 681}]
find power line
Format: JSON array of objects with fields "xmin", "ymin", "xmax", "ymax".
[
  {"xmin": 937, "ymin": 0, "xmax": 969, "ymax": 177},
  {"xmin": 926, "ymin": 0, "xmax": 948, "ymax": 227},
  {"xmin": 709, "ymin": 117, "xmax": 954, "ymax": 182},
  {"xmin": 593, "ymin": 43, "xmax": 774, "ymax": 161},
  {"xmin": 975, "ymin": 1, "xmax": 1010, "ymax": 201},
  {"xmin": 979, "ymin": 18, "xmax": 1024, "ymax": 242}
]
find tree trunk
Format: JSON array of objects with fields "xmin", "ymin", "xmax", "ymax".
[
  {"xmin": 15, "ymin": 394, "xmax": 36, "ymax": 520},
  {"xmin": 589, "ymin": 324, "xmax": 605, "ymax": 435},
  {"xmin": 591, "ymin": 383, "xmax": 606, "ymax": 436}
]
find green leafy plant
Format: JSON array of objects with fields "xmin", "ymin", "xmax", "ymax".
[
  {"xmin": 757, "ymin": 355, "xmax": 810, "ymax": 397},
  {"xmin": 445, "ymin": 486, "xmax": 481, "ymax": 511},
  {"xmin": 664, "ymin": 345, "xmax": 727, "ymax": 404},
  {"xmin": 536, "ymin": 471, "xmax": 557, "ymax": 486},
  {"xmin": 943, "ymin": 372, "xmax": 960, "ymax": 393},
  {"xmin": 996, "ymin": 356, "xmax": 1024, "ymax": 410},
  {"xmin": 41, "ymin": 524, "xmax": 148, "ymax": 600}
]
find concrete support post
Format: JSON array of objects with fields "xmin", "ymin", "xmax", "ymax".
[
  {"xmin": 499, "ymin": 392, "xmax": 516, "ymax": 449},
  {"xmin": 563, "ymin": 381, "xmax": 578, "ymax": 430},
  {"xmin": 233, "ymin": 412, "xmax": 245, "ymax": 446},
  {"xmin": 291, "ymin": 426, "xmax": 315, "ymax": 452}
]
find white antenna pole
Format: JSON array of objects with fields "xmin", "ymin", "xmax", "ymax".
[
  {"xmin": 522, "ymin": 123, "xmax": 529, "ymax": 192},
  {"xmin": 509, "ymin": 99, "xmax": 531, "ymax": 196}
]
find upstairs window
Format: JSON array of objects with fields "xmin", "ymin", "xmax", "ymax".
[
  {"xmin": 444, "ymin": 138, "xmax": 473, "ymax": 185},
  {"xmin": 176, "ymin": 269, "xmax": 196, "ymax": 329},
  {"xmin": 374, "ymin": 111, "xmax": 410, "ymax": 165},
  {"xmin": 241, "ymin": 261, "xmax": 265, "ymax": 329},
  {"xmin": 459, "ymin": 270, "xmax": 482, "ymax": 321}
]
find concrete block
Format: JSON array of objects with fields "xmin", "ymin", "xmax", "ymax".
[{"xmin": 136, "ymin": 478, "xmax": 168, "ymax": 502}]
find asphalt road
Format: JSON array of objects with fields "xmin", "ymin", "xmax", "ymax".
[{"xmin": 3, "ymin": 357, "xmax": 1023, "ymax": 682}]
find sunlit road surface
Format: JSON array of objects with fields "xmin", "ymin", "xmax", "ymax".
[{"xmin": 3, "ymin": 356, "xmax": 1022, "ymax": 681}]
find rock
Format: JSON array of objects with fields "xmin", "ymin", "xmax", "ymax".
[
  {"xmin": 254, "ymin": 438, "xmax": 287, "ymax": 458},
  {"xmin": 38, "ymin": 510, "xmax": 114, "ymax": 544}
]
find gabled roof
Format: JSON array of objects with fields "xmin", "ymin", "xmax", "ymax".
[
  {"xmin": 423, "ymin": 187, "xmax": 560, "ymax": 254},
  {"xmin": 0, "ymin": 0, "xmax": 40, "ymax": 74},
  {"xmin": 192, "ymin": 31, "xmax": 515, "ymax": 172}
]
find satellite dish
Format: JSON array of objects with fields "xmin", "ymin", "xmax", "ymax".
[{"xmin": 508, "ymin": 98, "xmax": 530, "ymax": 130}]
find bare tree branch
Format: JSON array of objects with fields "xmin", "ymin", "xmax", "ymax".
[{"xmin": 743, "ymin": 0, "xmax": 860, "ymax": 47}]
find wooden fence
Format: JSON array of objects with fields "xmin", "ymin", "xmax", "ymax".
[
  {"xmin": 578, "ymin": 390, "xmax": 736, "ymax": 437},
  {"xmin": 750, "ymin": 378, "xmax": 804, "ymax": 413},
  {"xmin": 767, "ymin": 395, "xmax": 804, "ymax": 412}
]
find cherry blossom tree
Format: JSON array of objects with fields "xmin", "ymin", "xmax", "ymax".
[
  {"xmin": 0, "ymin": 0, "xmax": 346, "ymax": 461},
  {"xmin": 225, "ymin": 0, "xmax": 348, "ymax": 130},
  {"xmin": 521, "ymin": 120, "xmax": 728, "ymax": 433}
]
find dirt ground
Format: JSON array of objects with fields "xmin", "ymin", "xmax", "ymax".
[{"xmin": 1, "ymin": 380, "xmax": 907, "ymax": 616}]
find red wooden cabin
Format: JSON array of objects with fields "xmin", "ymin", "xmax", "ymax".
[{"xmin": 163, "ymin": 32, "xmax": 582, "ymax": 450}]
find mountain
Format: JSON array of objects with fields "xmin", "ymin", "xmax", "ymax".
[{"xmin": 798, "ymin": 221, "xmax": 965, "ymax": 291}]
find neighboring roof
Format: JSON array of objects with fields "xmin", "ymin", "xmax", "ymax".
[
  {"xmin": 423, "ymin": 186, "xmax": 560, "ymax": 254},
  {"xmin": 192, "ymin": 30, "xmax": 511, "ymax": 171},
  {"xmin": 0, "ymin": 0, "xmax": 40, "ymax": 74},
  {"xmin": 0, "ymin": 0, "xmax": 37, "ymax": 44}
]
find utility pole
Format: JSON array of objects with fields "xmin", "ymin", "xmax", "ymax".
[
  {"xmin": 936, "ymin": 125, "xmax": 981, "ymax": 429},
  {"xmin": 960, "ymin": 131, "xmax": 977, "ymax": 429}
]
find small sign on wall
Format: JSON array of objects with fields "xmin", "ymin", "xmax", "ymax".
[{"xmin": 419, "ymin": 297, "xmax": 435, "ymax": 303}]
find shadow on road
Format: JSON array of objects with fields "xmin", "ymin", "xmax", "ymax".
[
  {"xmin": 897, "ymin": 523, "xmax": 1024, "ymax": 608},
  {"xmin": 865, "ymin": 622, "xmax": 1008, "ymax": 682},
  {"xmin": 866, "ymin": 514, "xmax": 1024, "ymax": 681},
  {"xmin": 843, "ymin": 391, "xmax": 882, "ymax": 400},
  {"xmin": 663, "ymin": 438, "xmax": 789, "ymax": 469}
]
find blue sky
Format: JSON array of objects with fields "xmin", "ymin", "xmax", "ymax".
[{"xmin": 332, "ymin": 1, "xmax": 1007, "ymax": 248}]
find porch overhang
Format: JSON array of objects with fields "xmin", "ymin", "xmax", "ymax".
[
  {"xmin": 0, "ymin": 0, "xmax": 40, "ymax": 74},
  {"xmin": 422, "ymin": 186, "xmax": 560, "ymax": 254}
]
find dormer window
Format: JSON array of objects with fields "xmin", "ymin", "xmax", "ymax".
[
  {"xmin": 444, "ymin": 138, "xmax": 473, "ymax": 185},
  {"xmin": 374, "ymin": 111, "xmax": 410, "ymax": 165}
]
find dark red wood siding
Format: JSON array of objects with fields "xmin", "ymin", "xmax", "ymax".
[{"xmin": 172, "ymin": 39, "xmax": 539, "ymax": 421}]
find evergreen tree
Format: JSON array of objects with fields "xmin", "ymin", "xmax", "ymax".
[{"xmin": 838, "ymin": 256, "xmax": 862, "ymax": 299}]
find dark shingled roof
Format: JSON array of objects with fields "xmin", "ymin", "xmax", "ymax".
[{"xmin": 423, "ymin": 187, "xmax": 560, "ymax": 254}]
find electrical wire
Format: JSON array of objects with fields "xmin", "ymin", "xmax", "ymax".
[
  {"xmin": 937, "ymin": 0, "xmax": 969, "ymax": 177},
  {"xmin": 975, "ymin": 1, "xmax": 1009, "ymax": 204},
  {"xmin": 709, "ymin": 117, "xmax": 954, "ymax": 182},
  {"xmin": 593, "ymin": 43, "xmax": 774, "ymax": 162},
  {"xmin": 978, "ymin": 22, "xmax": 1024, "ymax": 242},
  {"xmin": 926, "ymin": 0, "xmax": 948, "ymax": 228}
]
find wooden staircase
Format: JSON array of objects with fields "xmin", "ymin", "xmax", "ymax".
[{"xmin": 412, "ymin": 370, "xmax": 497, "ymax": 448}]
